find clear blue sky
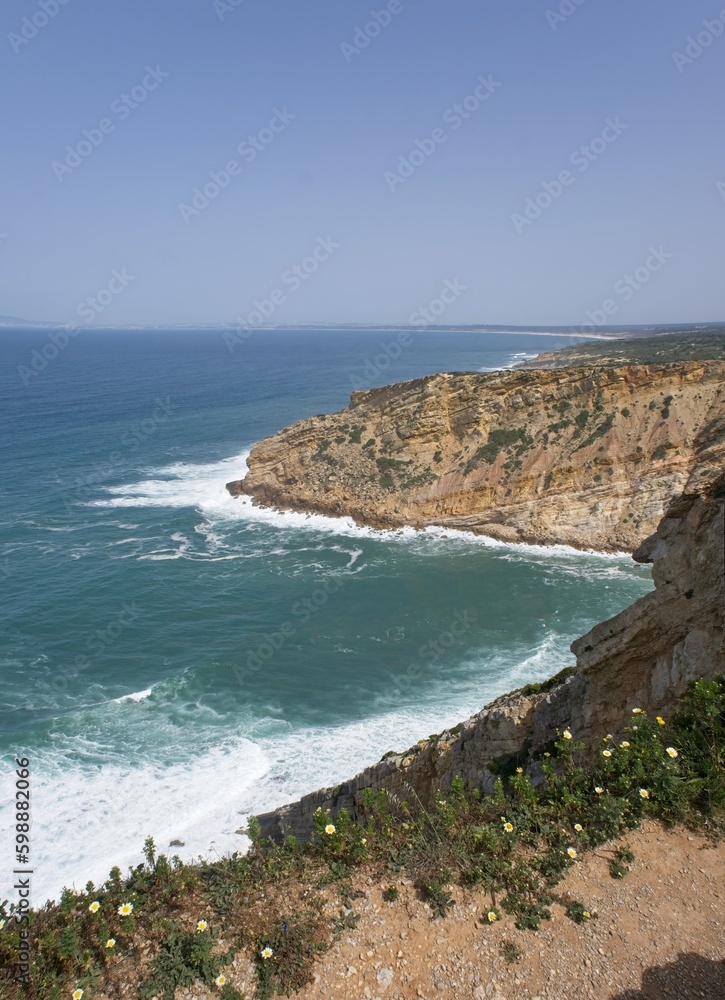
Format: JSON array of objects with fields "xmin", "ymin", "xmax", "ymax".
[{"xmin": 1, "ymin": 0, "xmax": 723, "ymax": 327}]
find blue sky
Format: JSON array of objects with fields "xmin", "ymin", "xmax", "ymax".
[{"xmin": 1, "ymin": 0, "xmax": 724, "ymax": 327}]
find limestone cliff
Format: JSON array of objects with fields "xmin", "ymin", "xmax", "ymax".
[
  {"xmin": 228, "ymin": 362, "xmax": 725, "ymax": 551},
  {"xmin": 256, "ymin": 467, "xmax": 724, "ymax": 842}
]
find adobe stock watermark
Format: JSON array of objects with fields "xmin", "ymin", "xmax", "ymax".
[
  {"xmin": 546, "ymin": 0, "xmax": 589, "ymax": 31},
  {"xmin": 376, "ymin": 609, "xmax": 478, "ymax": 710},
  {"xmin": 178, "ymin": 107, "xmax": 295, "ymax": 223},
  {"xmin": 672, "ymin": 11, "xmax": 725, "ymax": 72},
  {"xmin": 8, "ymin": 0, "xmax": 72, "ymax": 54},
  {"xmin": 224, "ymin": 236, "xmax": 340, "ymax": 353},
  {"xmin": 235, "ymin": 577, "xmax": 344, "ymax": 685},
  {"xmin": 340, "ymin": 0, "xmax": 413, "ymax": 63},
  {"xmin": 577, "ymin": 246, "xmax": 674, "ymax": 332},
  {"xmin": 52, "ymin": 66, "xmax": 169, "ymax": 181},
  {"xmin": 384, "ymin": 74, "xmax": 502, "ymax": 192},
  {"xmin": 59, "ymin": 397, "xmax": 176, "ymax": 513},
  {"xmin": 17, "ymin": 267, "xmax": 136, "ymax": 385},
  {"xmin": 349, "ymin": 331, "xmax": 414, "ymax": 392},
  {"xmin": 511, "ymin": 116, "xmax": 629, "ymax": 234},
  {"xmin": 212, "ymin": 0, "xmax": 244, "ymax": 21},
  {"xmin": 23, "ymin": 603, "xmax": 142, "ymax": 718},
  {"xmin": 348, "ymin": 278, "xmax": 467, "ymax": 390},
  {"xmin": 409, "ymin": 277, "xmax": 467, "ymax": 326}
]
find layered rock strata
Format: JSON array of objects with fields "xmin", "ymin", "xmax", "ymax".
[{"xmin": 228, "ymin": 363, "xmax": 725, "ymax": 552}]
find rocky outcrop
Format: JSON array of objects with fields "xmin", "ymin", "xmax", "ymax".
[
  {"xmin": 228, "ymin": 363, "xmax": 725, "ymax": 552},
  {"xmin": 256, "ymin": 468, "xmax": 724, "ymax": 842}
]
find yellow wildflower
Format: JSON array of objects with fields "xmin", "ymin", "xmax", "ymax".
[
  {"xmin": 197, "ymin": 920, "xmax": 208, "ymax": 932},
  {"xmin": 666, "ymin": 747, "xmax": 678, "ymax": 758},
  {"xmin": 325, "ymin": 824, "xmax": 336, "ymax": 835},
  {"xmin": 567, "ymin": 847, "xmax": 577, "ymax": 859},
  {"xmin": 88, "ymin": 901, "xmax": 100, "ymax": 914},
  {"xmin": 656, "ymin": 717, "xmax": 665, "ymax": 726},
  {"xmin": 487, "ymin": 911, "xmax": 498, "ymax": 922},
  {"xmin": 261, "ymin": 946, "xmax": 273, "ymax": 959},
  {"xmin": 639, "ymin": 788, "xmax": 649, "ymax": 799},
  {"xmin": 106, "ymin": 938, "xmax": 115, "ymax": 949}
]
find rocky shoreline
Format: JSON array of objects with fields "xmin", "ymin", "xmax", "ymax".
[{"xmin": 228, "ymin": 362, "xmax": 725, "ymax": 551}]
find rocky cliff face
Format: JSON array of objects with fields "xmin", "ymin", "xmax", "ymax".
[
  {"xmin": 228, "ymin": 362, "xmax": 725, "ymax": 551},
  {"xmin": 256, "ymin": 468, "xmax": 724, "ymax": 843}
]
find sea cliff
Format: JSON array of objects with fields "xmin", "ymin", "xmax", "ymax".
[{"xmin": 228, "ymin": 362, "xmax": 725, "ymax": 551}]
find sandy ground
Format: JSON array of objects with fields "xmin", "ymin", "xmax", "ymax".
[{"xmin": 289, "ymin": 820, "xmax": 725, "ymax": 1000}]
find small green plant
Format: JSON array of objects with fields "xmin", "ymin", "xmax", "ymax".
[
  {"xmin": 382, "ymin": 886, "xmax": 399, "ymax": 903},
  {"xmin": 465, "ymin": 427, "xmax": 533, "ymax": 472},
  {"xmin": 609, "ymin": 846, "xmax": 634, "ymax": 880},
  {"xmin": 501, "ymin": 940, "xmax": 523, "ymax": 963},
  {"xmin": 139, "ymin": 925, "xmax": 230, "ymax": 1000},
  {"xmin": 220, "ymin": 984, "xmax": 246, "ymax": 1000},
  {"xmin": 253, "ymin": 913, "xmax": 329, "ymax": 1000},
  {"xmin": 564, "ymin": 900, "xmax": 595, "ymax": 924},
  {"xmin": 417, "ymin": 877, "xmax": 455, "ymax": 919},
  {"xmin": 573, "ymin": 412, "xmax": 615, "ymax": 451}
]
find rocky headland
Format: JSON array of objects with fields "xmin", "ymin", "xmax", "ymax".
[{"xmin": 227, "ymin": 362, "xmax": 725, "ymax": 552}]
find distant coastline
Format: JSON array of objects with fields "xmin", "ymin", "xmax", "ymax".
[{"xmin": 2, "ymin": 316, "xmax": 724, "ymax": 336}]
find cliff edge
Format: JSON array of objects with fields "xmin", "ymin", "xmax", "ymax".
[
  {"xmin": 256, "ymin": 466, "xmax": 724, "ymax": 842},
  {"xmin": 228, "ymin": 362, "xmax": 725, "ymax": 551}
]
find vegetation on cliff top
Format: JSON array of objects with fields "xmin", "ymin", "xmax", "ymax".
[
  {"xmin": 522, "ymin": 331, "xmax": 725, "ymax": 368},
  {"xmin": 2, "ymin": 677, "xmax": 723, "ymax": 999}
]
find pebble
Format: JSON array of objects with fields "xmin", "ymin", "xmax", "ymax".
[{"xmin": 377, "ymin": 967, "xmax": 394, "ymax": 987}]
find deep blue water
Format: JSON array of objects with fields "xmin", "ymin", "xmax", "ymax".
[{"xmin": 0, "ymin": 328, "xmax": 653, "ymax": 902}]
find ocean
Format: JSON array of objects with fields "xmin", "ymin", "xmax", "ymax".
[{"xmin": 0, "ymin": 327, "xmax": 654, "ymax": 904}]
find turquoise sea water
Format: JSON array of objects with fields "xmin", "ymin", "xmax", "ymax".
[{"xmin": 0, "ymin": 328, "xmax": 654, "ymax": 903}]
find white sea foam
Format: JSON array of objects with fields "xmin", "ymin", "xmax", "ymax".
[
  {"xmin": 0, "ymin": 737, "xmax": 270, "ymax": 906},
  {"xmin": 89, "ymin": 450, "xmax": 636, "ymax": 564},
  {"xmin": 112, "ymin": 688, "xmax": 153, "ymax": 703},
  {"xmin": 3, "ymin": 629, "xmax": 572, "ymax": 905}
]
